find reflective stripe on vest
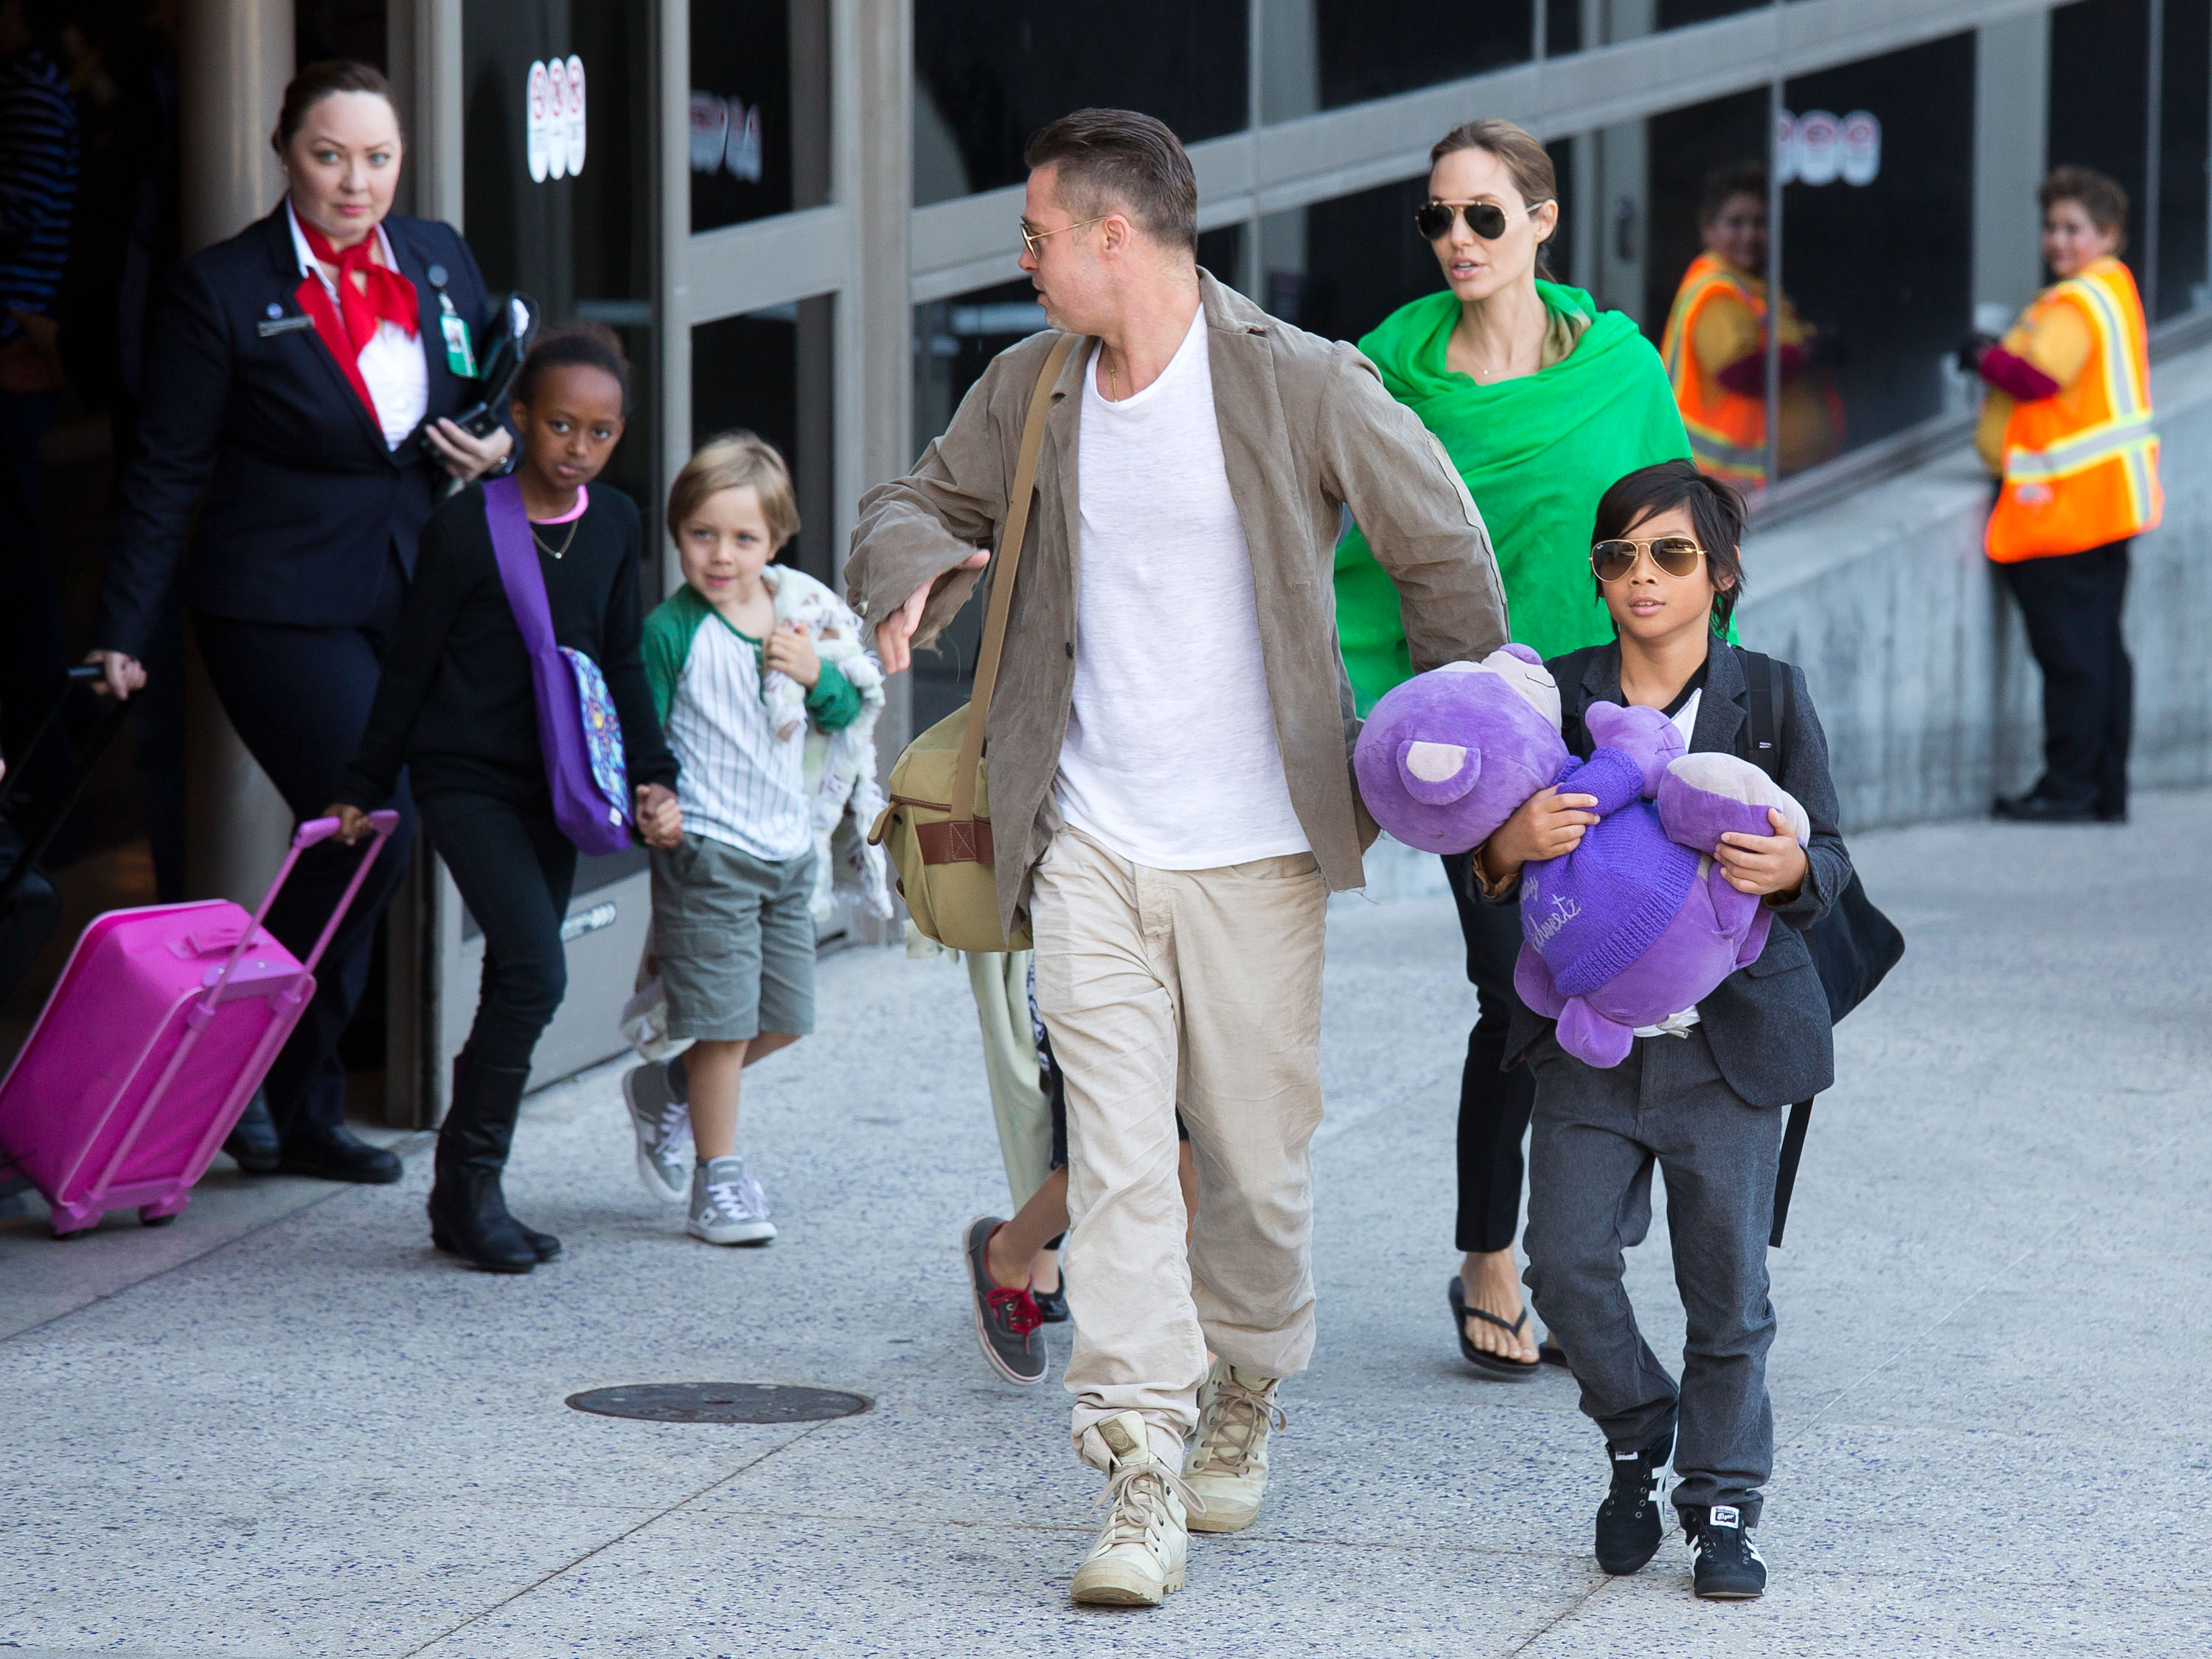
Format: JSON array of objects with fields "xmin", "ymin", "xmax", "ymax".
[
  {"xmin": 1987, "ymin": 260, "xmax": 2161, "ymax": 562},
  {"xmin": 1661, "ymin": 254, "xmax": 1768, "ymax": 489}
]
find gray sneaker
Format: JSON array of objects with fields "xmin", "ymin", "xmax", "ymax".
[
  {"xmin": 688, "ymin": 1155, "xmax": 776, "ymax": 1245},
  {"xmin": 623, "ymin": 1062, "xmax": 692, "ymax": 1206}
]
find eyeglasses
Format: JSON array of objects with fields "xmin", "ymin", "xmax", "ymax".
[
  {"xmin": 1415, "ymin": 199, "xmax": 1548, "ymax": 241},
  {"xmin": 1591, "ymin": 536, "xmax": 1708, "ymax": 582},
  {"xmin": 1020, "ymin": 215, "xmax": 1110, "ymax": 258}
]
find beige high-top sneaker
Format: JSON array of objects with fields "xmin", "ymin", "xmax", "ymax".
[
  {"xmin": 1070, "ymin": 1411, "xmax": 1196, "ymax": 1607},
  {"xmin": 1183, "ymin": 1359, "xmax": 1284, "ymax": 1534}
]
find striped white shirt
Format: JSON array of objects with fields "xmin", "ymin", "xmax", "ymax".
[{"xmin": 663, "ymin": 613, "xmax": 812, "ymax": 862}]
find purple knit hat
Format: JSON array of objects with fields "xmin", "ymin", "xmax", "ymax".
[{"xmin": 1520, "ymin": 751, "xmax": 1700, "ymax": 998}]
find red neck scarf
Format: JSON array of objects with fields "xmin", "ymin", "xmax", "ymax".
[{"xmin": 296, "ymin": 213, "xmax": 419, "ymax": 352}]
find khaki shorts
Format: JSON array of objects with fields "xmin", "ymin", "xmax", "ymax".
[{"xmin": 649, "ymin": 834, "xmax": 818, "ymax": 1043}]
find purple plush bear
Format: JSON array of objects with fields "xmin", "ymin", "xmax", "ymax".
[{"xmin": 1354, "ymin": 644, "xmax": 1811, "ymax": 1068}]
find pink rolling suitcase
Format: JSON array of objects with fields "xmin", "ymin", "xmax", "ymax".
[{"xmin": 0, "ymin": 810, "xmax": 400, "ymax": 1238}]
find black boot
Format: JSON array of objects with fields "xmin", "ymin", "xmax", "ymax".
[
  {"xmin": 427, "ymin": 1054, "xmax": 540, "ymax": 1273},
  {"xmin": 449, "ymin": 1054, "xmax": 561, "ymax": 1262},
  {"xmin": 222, "ymin": 1090, "xmax": 281, "ymax": 1174}
]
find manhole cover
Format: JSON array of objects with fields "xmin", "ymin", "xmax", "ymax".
[{"xmin": 565, "ymin": 1382, "xmax": 870, "ymax": 1424}]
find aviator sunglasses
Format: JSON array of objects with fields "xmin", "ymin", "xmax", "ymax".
[
  {"xmin": 1591, "ymin": 535, "xmax": 1708, "ymax": 582},
  {"xmin": 1415, "ymin": 198, "xmax": 1548, "ymax": 241}
]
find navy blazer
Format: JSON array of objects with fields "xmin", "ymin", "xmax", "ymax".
[
  {"xmin": 94, "ymin": 204, "xmax": 497, "ymax": 658},
  {"xmin": 1498, "ymin": 640, "xmax": 1854, "ymax": 1108}
]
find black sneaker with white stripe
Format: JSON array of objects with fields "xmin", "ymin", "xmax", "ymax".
[
  {"xmin": 1681, "ymin": 1503, "xmax": 1767, "ymax": 1599},
  {"xmin": 1595, "ymin": 1425, "xmax": 1673, "ymax": 1574}
]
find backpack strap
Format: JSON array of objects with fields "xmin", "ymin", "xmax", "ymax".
[{"xmin": 1734, "ymin": 644, "xmax": 1790, "ymax": 784}]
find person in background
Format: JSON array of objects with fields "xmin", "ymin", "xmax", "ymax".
[
  {"xmin": 1332, "ymin": 117, "xmax": 1690, "ymax": 1382},
  {"xmin": 1658, "ymin": 163, "xmax": 1839, "ymax": 492},
  {"xmin": 1971, "ymin": 165, "xmax": 2157, "ymax": 825},
  {"xmin": 88, "ymin": 61, "xmax": 514, "ymax": 1183},
  {"xmin": 0, "ymin": 0, "xmax": 80, "ymax": 815},
  {"xmin": 621, "ymin": 433, "xmax": 860, "ymax": 1248},
  {"xmin": 330, "ymin": 322, "xmax": 681, "ymax": 1273}
]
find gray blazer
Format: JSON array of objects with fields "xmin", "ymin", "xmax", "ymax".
[
  {"xmin": 846, "ymin": 272, "xmax": 1510, "ymax": 934},
  {"xmin": 1498, "ymin": 640, "xmax": 1853, "ymax": 1108}
]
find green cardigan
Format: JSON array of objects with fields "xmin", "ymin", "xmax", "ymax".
[{"xmin": 1334, "ymin": 282, "xmax": 1695, "ymax": 714}]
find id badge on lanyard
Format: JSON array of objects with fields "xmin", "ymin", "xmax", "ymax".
[{"xmin": 439, "ymin": 293, "xmax": 478, "ymax": 378}]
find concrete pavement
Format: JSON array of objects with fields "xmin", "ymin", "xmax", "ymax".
[{"xmin": 3, "ymin": 793, "xmax": 2208, "ymax": 1657}]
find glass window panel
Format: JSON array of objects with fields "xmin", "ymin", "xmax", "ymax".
[
  {"xmin": 1263, "ymin": 1, "xmax": 1529, "ymax": 120},
  {"xmin": 690, "ymin": 0, "xmax": 831, "ymax": 232},
  {"xmin": 1658, "ymin": 0, "xmax": 1768, "ymax": 27},
  {"xmin": 914, "ymin": 1, "xmax": 1248, "ymax": 206},
  {"xmin": 1781, "ymin": 32, "xmax": 1976, "ymax": 474},
  {"xmin": 691, "ymin": 297, "xmax": 838, "ymax": 582},
  {"xmin": 1545, "ymin": 0, "xmax": 1584, "ymax": 58},
  {"xmin": 2047, "ymin": 0, "xmax": 2151, "ymax": 296},
  {"xmin": 2158, "ymin": 0, "xmax": 2211, "ymax": 319},
  {"xmin": 1260, "ymin": 177, "xmax": 1431, "ymax": 342},
  {"xmin": 463, "ymin": 1, "xmax": 657, "ymax": 533}
]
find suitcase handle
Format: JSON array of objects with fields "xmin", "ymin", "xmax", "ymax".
[{"xmin": 194, "ymin": 810, "xmax": 403, "ymax": 1021}]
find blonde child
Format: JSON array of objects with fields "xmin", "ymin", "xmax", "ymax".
[{"xmin": 623, "ymin": 433, "xmax": 863, "ymax": 1243}]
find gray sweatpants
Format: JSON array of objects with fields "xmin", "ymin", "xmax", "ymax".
[{"xmin": 1522, "ymin": 1026, "xmax": 1785, "ymax": 1523}]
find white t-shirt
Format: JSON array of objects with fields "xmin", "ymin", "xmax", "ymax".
[{"xmin": 1053, "ymin": 307, "xmax": 1310, "ymax": 870}]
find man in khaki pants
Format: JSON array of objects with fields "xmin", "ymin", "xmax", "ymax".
[{"xmin": 849, "ymin": 108, "xmax": 1506, "ymax": 1606}]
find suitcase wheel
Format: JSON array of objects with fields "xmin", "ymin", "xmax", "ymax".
[
  {"xmin": 139, "ymin": 1210, "xmax": 178, "ymax": 1228},
  {"xmin": 51, "ymin": 1221, "xmax": 94, "ymax": 1242}
]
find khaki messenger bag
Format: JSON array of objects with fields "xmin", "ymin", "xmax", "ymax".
[{"xmin": 869, "ymin": 332, "xmax": 1079, "ymax": 953}]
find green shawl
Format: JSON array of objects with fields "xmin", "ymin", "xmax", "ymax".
[{"xmin": 1335, "ymin": 281, "xmax": 1694, "ymax": 714}]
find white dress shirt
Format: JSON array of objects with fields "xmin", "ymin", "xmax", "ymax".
[{"xmin": 285, "ymin": 201, "xmax": 429, "ymax": 450}]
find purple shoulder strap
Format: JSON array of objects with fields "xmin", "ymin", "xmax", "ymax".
[{"xmin": 482, "ymin": 476, "xmax": 554, "ymax": 651}]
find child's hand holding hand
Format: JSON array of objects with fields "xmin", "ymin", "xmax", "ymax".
[
  {"xmin": 1716, "ymin": 808, "xmax": 1809, "ymax": 901},
  {"xmin": 762, "ymin": 620, "xmax": 821, "ymax": 689},
  {"xmin": 635, "ymin": 783, "xmax": 683, "ymax": 850},
  {"xmin": 1475, "ymin": 787, "xmax": 1601, "ymax": 889}
]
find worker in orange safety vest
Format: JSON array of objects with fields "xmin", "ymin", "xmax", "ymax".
[
  {"xmin": 1972, "ymin": 165, "xmax": 2159, "ymax": 825},
  {"xmin": 1658, "ymin": 163, "xmax": 1840, "ymax": 492}
]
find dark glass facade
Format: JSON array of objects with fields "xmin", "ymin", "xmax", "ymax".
[
  {"xmin": 914, "ymin": 1, "xmax": 1249, "ymax": 204},
  {"xmin": 1781, "ymin": 32, "xmax": 1977, "ymax": 467},
  {"xmin": 690, "ymin": 0, "xmax": 832, "ymax": 232},
  {"xmin": 692, "ymin": 297, "xmax": 838, "ymax": 582}
]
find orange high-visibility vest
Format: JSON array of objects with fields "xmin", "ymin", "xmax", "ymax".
[
  {"xmin": 1660, "ymin": 253, "xmax": 1769, "ymax": 490},
  {"xmin": 1986, "ymin": 257, "xmax": 2160, "ymax": 563}
]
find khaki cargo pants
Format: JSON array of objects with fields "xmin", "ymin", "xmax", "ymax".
[{"xmin": 1029, "ymin": 827, "xmax": 1329, "ymax": 1470}]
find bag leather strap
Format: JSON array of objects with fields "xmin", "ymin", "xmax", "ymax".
[{"xmin": 950, "ymin": 331, "xmax": 1081, "ymax": 825}]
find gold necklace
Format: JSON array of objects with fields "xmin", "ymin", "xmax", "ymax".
[
  {"xmin": 530, "ymin": 516, "xmax": 581, "ymax": 560},
  {"xmin": 1104, "ymin": 347, "xmax": 1121, "ymax": 400}
]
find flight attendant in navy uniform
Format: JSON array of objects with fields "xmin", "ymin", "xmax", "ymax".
[{"xmin": 88, "ymin": 61, "xmax": 514, "ymax": 1183}]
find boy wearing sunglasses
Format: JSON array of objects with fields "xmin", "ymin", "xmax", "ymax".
[{"xmin": 1472, "ymin": 459, "xmax": 1853, "ymax": 1600}]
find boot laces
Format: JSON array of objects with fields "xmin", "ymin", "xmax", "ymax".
[
  {"xmin": 1189, "ymin": 1371, "xmax": 1286, "ymax": 1477},
  {"xmin": 1091, "ymin": 1458, "xmax": 1205, "ymax": 1545}
]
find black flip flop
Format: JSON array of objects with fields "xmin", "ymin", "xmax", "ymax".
[
  {"xmin": 1538, "ymin": 1341, "xmax": 1569, "ymax": 1368},
  {"xmin": 1447, "ymin": 1276, "xmax": 1539, "ymax": 1382}
]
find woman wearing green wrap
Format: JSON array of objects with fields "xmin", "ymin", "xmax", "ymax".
[{"xmin": 1335, "ymin": 119, "xmax": 1691, "ymax": 1380}]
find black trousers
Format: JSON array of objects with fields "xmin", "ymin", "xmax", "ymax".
[
  {"xmin": 194, "ymin": 566, "xmax": 417, "ymax": 1140},
  {"xmin": 1441, "ymin": 850, "xmax": 1537, "ymax": 1255},
  {"xmin": 419, "ymin": 791, "xmax": 576, "ymax": 1074},
  {"xmin": 2000, "ymin": 538, "xmax": 2133, "ymax": 816}
]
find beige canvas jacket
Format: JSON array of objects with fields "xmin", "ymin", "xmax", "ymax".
[{"xmin": 846, "ymin": 272, "xmax": 1509, "ymax": 933}]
